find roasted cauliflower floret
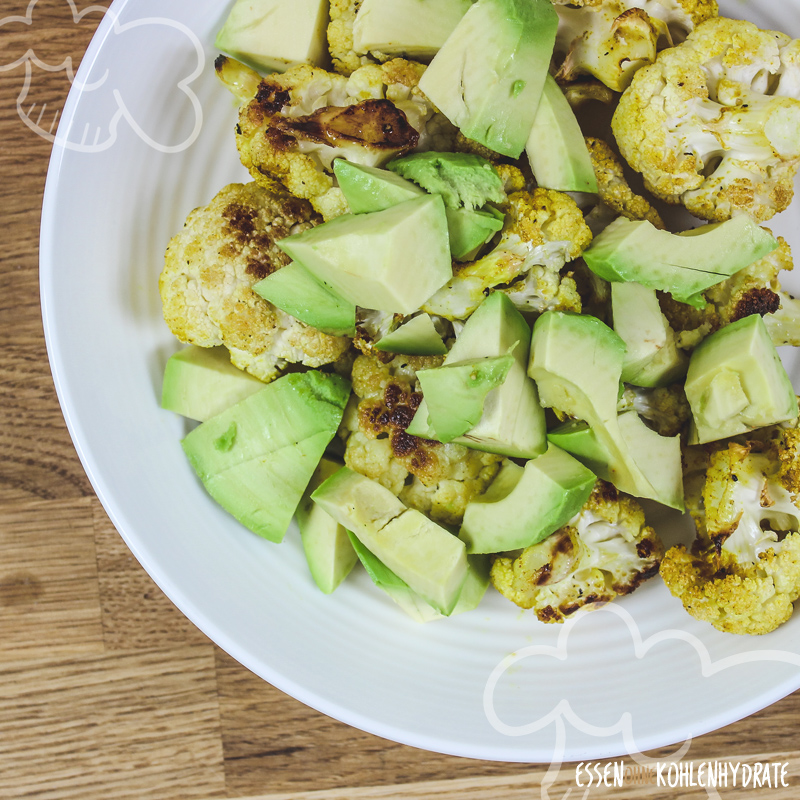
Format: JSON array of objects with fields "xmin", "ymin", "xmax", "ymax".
[
  {"xmin": 423, "ymin": 189, "xmax": 591, "ymax": 321},
  {"xmin": 554, "ymin": 0, "xmax": 718, "ymax": 92},
  {"xmin": 618, "ymin": 384, "xmax": 692, "ymax": 438},
  {"xmin": 613, "ymin": 17, "xmax": 800, "ymax": 222},
  {"xmin": 659, "ymin": 236, "xmax": 797, "ymax": 348},
  {"xmin": 327, "ymin": 0, "xmax": 371, "ymax": 75},
  {"xmin": 216, "ymin": 55, "xmax": 456, "ymax": 220},
  {"xmin": 159, "ymin": 182, "xmax": 350, "ymax": 382},
  {"xmin": 340, "ymin": 353, "xmax": 502, "ymax": 525},
  {"xmin": 662, "ymin": 429, "xmax": 800, "ymax": 634},
  {"xmin": 491, "ymin": 481, "xmax": 664, "ymax": 623}
]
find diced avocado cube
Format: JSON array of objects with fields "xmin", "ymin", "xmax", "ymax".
[
  {"xmin": 526, "ymin": 74, "xmax": 598, "ymax": 194},
  {"xmin": 352, "ymin": 0, "xmax": 474, "ymax": 61},
  {"xmin": 547, "ymin": 419, "xmax": 612, "ymax": 482},
  {"xmin": 611, "ymin": 282, "xmax": 688, "ymax": 388},
  {"xmin": 583, "ymin": 216, "xmax": 779, "ymax": 308},
  {"xmin": 296, "ymin": 457, "xmax": 358, "ymax": 594},
  {"xmin": 387, "ymin": 152, "xmax": 505, "ymax": 211},
  {"xmin": 416, "ymin": 353, "xmax": 514, "ymax": 443},
  {"xmin": 445, "ymin": 206, "xmax": 504, "ymax": 261},
  {"xmin": 161, "ymin": 345, "xmax": 264, "ymax": 422},
  {"xmin": 419, "ymin": 0, "xmax": 558, "ymax": 158},
  {"xmin": 459, "ymin": 446, "xmax": 596, "ymax": 554},
  {"xmin": 685, "ymin": 314, "xmax": 799, "ymax": 444},
  {"xmin": 215, "ymin": 0, "xmax": 330, "ymax": 73},
  {"xmin": 374, "ymin": 313, "xmax": 447, "ymax": 356},
  {"xmin": 252, "ymin": 261, "xmax": 356, "ymax": 337},
  {"xmin": 312, "ymin": 468, "xmax": 468, "ymax": 615},
  {"xmin": 334, "ymin": 160, "xmax": 424, "ymax": 214},
  {"xmin": 278, "ymin": 195, "xmax": 452, "ymax": 315},
  {"xmin": 181, "ymin": 371, "xmax": 350, "ymax": 542}
]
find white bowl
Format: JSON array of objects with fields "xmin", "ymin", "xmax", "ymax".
[{"xmin": 40, "ymin": 0, "xmax": 800, "ymax": 763}]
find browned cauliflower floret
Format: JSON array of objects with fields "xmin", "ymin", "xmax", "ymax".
[
  {"xmin": 340, "ymin": 353, "xmax": 503, "ymax": 525},
  {"xmin": 423, "ymin": 189, "xmax": 591, "ymax": 321},
  {"xmin": 491, "ymin": 481, "xmax": 664, "ymax": 622},
  {"xmin": 659, "ymin": 236, "xmax": 797, "ymax": 349},
  {"xmin": 159, "ymin": 182, "xmax": 350, "ymax": 382},
  {"xmin": 215, "ymin": 55, "xmax": 456, "ymax": 220},
  {"xmin": 554, "ymin": 0, "xmax": 718, "ymax": 92},
  {"xmin": 662, "ymin": 428, "xmax": 800, "ymax": 635},
  {"xmin": 613, "ymin": 17, "xmax": 800, "ymax": 222}
]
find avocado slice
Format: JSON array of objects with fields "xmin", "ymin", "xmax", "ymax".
[
  {"xmin": 418, "ymin": 0, "xmax": 558, "ymax": 158},
  {"xmin": 685, "ymin": 314, "xmax": 799, "ymax": 444},
  {"xmin": 296, "ymin": 457, "xmax": 359, "ymax": 594},
  {"xmin": 181, "ymin": 371, "xmax": 350, "ymax": 542},
  {"xmin": 547, "ymin": 419, "xmax": 612, "ymax": 482},
  {"xmin": 374, "ymin": 313, "xmax": 447, "ymax": 356},
  {"xmin": 387, "ymin": 152, "xmax": 505, "ymax": 211},
  {"xmin": 311, "ymin": 468, "xmax": 468, "ymax": 614},
  {"xmin": 215, "ymin": 0, "xmax": 330, "ymax": 73},
  {"xmin": 352, "ymin": 0, "xmax": 474, "ymax": 60},
  {"xmin": 278, "ymin": 195, "xmax": 452, "ymax": 314},
  {"xmin": 407, "ymin": 292, "xmax": 547, "ymax": 458},
  {"xmin": 161, "ymin": 345, "xmax": 265, "ymax": 422},
  {"xmin": 583, "ymin": 216, "xmax": 779, "ymax": 308},
  {"xmin": 445, "ymin": 206, "xmax": 504, "ymax": 261},
  {"xmin": 611, "ymin": 282, "xmax": 687, "ymax": 388},
  {"xmin": 529, "ymin": 311, "xmax": 684, "ymax": 509},
  {"xmin": 252, "ymin": 261, "xmax": 356, "ymax": 337},
  {"xmin": 416, "ymin": 353, "xmax": 515, "ymax": 443},
  {"xmin": 526, "ymin": 74, "xmax": 598, "ymax": 194},
  {"xmin": 334, "ymin": 160, "xmax": 424, "ymax": 214},
  {"xmin": 459, "ymin": 446, "xmax": 596, "ymax": 554}
]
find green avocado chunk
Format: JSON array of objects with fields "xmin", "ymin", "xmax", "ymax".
[
  {"xmin": 685, "ymin": 314, "xmax": 799, "ymax": 444},
  {"xmin": 416, "ymin": 353, "xmax": 515, "ymax": 443},
  {"xmin": 445, "ymin": 206, "xmax": 504, "ymax": 261},
  {"xmin": 278, "ymin": 195, "xmax": 452, "ymax": 314},
  {"xmin": 334, "ymin": 160, "xmax": 424, "ymax": 214},
  {"xmin": 418, "ymin": 0, "xmax": 558, "ymax": 158},
  {"xmin": 181, "ymin": 371, "xmax": 350, "ymax": 542},
  {"xmin": 529, "ymin": 311, "xmax": 684, "ymax": 509},
  {"xmin": 161, "ymin": 345, "xmax": 265, "ymax": 422},
  {"xmin": 459, "ymin": 446, "xmax": 596, "ymax": 554},
  {"xmin": 583, "ymin": 216, "xmax": 779, "ymax": 308},
  {"xmin": 374, "ymin": 313, "xmax": 447, "ymax": 355},
  {"xmin": 526, "ymin": 74, "xmax": 598, "ymax": 193},
  {"xmin": 296, "ymin": 457, "xmax": 359, "ymax": 594},
  {"xmin": 547, "ymin": 419, "xmax": 612, "ymax": 482},
  {"xmin": 387, "ymin": 152, "xmax": 505, "ymax": 211},
  {"xmin": 312, "ymin": 468, "xmax": 468, "ymax": 614},
  {"xmin": 352, "ymin": 0, "xmax": 474, "ymax": 61},
  {"xmin": 611, "ymin": 282, "xmax": 688, "ymax": 388},
  {"xmin": 215, "ymin": 0, "xmax": 330, "ymax": 72},
  {"xmin": 252, "ymin": 261, "xmax": 356, "ymax": 337}
]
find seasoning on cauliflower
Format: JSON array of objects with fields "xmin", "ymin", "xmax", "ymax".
[
  {"xmin": 659, "ymin": 236, "xmax": 798, "ymax": 348},
  {"xmin": 422, "ymin": 189, "xmax": 591, "ymax": 321},
  {"xmin": 612, "ymin": 17, "xmax": 800, "ymax": 222},
  {"xmin": 661, "ymin": 428, "xmax": 800, "ymax": 635},
  {"xmin": 215, "ymin": 55, "xmax": 456, "ymax": 220},
  {"xmin": 618, "ymin": 384, "xmax": 692, "ymax": 438},
  {"xmin": 553, "ymin": 0, "xmax": 718, "ymax": 92},
  {"xmin": 340, "ymin": 352, "xmax": 503, "ymax": 526},
  {"xmin": 491, "ymin": 481, "xmax": 664, "ymax": 622},
  {"xmin": 159, "ymin": 182, "xmax": 350, "ymax": 382}
]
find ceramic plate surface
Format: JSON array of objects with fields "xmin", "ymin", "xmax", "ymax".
[{"xmin": 40, "ymin": 0, "xmax": 800, "ymax": 763}]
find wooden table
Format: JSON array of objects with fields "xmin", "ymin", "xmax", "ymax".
[{"xmin": 2, "ymin": 2, "xmax": 800, "ymax": 798}]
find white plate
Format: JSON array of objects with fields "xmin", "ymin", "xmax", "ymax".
[{"xmin": 40, "ymin": 0, "xmax": 800, "ymax": 763}]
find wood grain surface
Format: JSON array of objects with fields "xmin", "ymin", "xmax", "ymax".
[{"xmin": 2, "ymin": 2, "xmax": 800, "ymax": 798}]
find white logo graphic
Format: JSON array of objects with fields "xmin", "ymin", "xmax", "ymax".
[
  {"xmin": 0, "ymin": 0, "xmax": 205, "ymax": 153},
  {"xmin": 484, "ymin": 603, "xmax": 800, "ymax": 800}
]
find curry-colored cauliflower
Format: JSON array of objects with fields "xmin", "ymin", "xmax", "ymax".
[
  {"xmin": 327, "ymin": 0, "xmax": 371, "ymax": 75},
  {"xmin": 215, "ymin": 55, "xmax": 456, "ymax": 220},
  {"xmin": 618, "ymin": 384, "xmax": 692, "ymax": 438},
  {"xmin": 553, "ymin": 0, "xmax": 717, "ymax": 92},
  {"xmin": 662, "ymin": 428, "xmax": 800, "ymax": 635},
  {"xmin": 613, "ymin": 17, "xmax": 800, "ymax": 222},
  {"xmin": 340, "ymin": 353, "xmax": 503, "ymax": 525},
  {"xmin": 422, "ymin": 189, "xmax": 591, "ymax": 321},
  {"xmin": 159, "ymin": 182, "xmax": 350, "ymax": 382},
  {"xmin": 659, "ymin": 236, "xmax": 798, "ymax": 348},
  {"xmin": 491, "ymin": 481, "xmax": 664, "ymax": 622}
]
